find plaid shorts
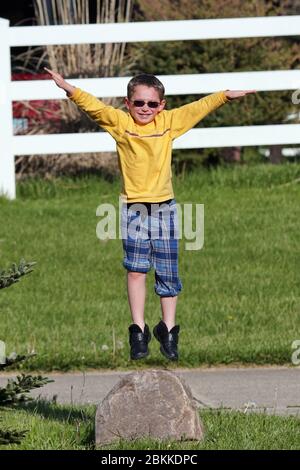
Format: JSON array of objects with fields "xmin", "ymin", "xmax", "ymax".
[{"xmin": 121, "ymin": 199, "xmax": 182, "ymax": 297}]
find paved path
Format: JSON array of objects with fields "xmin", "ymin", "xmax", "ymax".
[{"xmin": 1, "ymin": 366, "xmax": 300, "ymax": 416}]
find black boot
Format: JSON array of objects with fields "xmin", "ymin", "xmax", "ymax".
[
  {"xmin": 128, "ymin": 323, "xmax": 151, "ymax": 360},
  {"xmin": 153, "ymin": 320, "xmax": 180, "ymax": 361}
]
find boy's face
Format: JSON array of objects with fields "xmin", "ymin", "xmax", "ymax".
[{"xmin": 125, "ymin": 85, "xmax": 166, "ymax": 125}]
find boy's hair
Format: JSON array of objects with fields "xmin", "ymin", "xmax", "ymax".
[{"xmin": 127, "ymin": 73, "xmax": 165, "ymax": 101}]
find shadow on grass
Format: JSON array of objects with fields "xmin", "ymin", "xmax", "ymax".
[
  {"xmin": 18, "ymin": 399, "xmax": 89, "ymax": 422},
  {"xmin": 17, "ymin": 399, "xmax": 96, "ymax": 447}
]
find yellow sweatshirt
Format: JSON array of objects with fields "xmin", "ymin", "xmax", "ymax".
[{"xmin": 69, "ymin": 88, "xmax": 229, "ymax": 202}]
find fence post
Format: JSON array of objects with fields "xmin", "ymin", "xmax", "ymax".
[{"xmin": 0, "ymin": 18, "xmax": 15, "ymax": 199}]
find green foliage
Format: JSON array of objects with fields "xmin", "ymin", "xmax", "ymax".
[
  {"xmin": 0, "ymin": 374, "xmax": 53, "ymax": 406},
  {"xmin": 0, "ymin": 351, "xmax": 53, "ymax": 446},
  {"xmin": 0, "ymin": 259, "xmax": 36, "ymax": 290},
  {"xmin": 0, "ymin": 259, "xmax": 53, "ymax": 445},
  {"xmin": 0, "ymin": 424, "xmax": 27, "ymax": 445},
  {"xmin": 0, "ymin": 353, "xmax": 35, "ymax": 371},
  {"xmin": 0, "ymin": 347, "xmax": 53, "ymax": 446}
]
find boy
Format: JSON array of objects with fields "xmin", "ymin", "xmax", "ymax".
[{"xmin": 45, "ymin": 67, "xmax": 256, "ymax": 361}]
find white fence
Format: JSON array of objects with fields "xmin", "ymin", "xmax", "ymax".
[{"xmin": 1, "ymin": 15, "xmax": 300, "ymax": 199}]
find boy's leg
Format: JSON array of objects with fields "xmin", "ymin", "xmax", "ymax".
[
  {"xmin": 121, "ymin": 203, "xmax": 152, "ymax": 359},
  {"xmin": 122, "ymin": 202, "xmax": 151, "ymax": 328},
  {"xmin": 160, "ymin": 295, "xmax": 178, "ymax": 331},
  {"xmin": 127, "ymin": 271, "xmax": 147, "ymax": 330},
  {"xmin": 151, "ymin": 201, "xmax": 182, "ymax": 360}
]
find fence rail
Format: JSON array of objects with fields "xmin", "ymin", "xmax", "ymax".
[
  {"xmin": 1, "ymin": 15, "xmax": 300, "ymax": 199},
  {"xmin": 10, "ymin": 70, "xmax": 300, "ymax": 100},
  {"xmin": 8, "ymin": 16, "xmax": 300, "ymax": 46},
  {"xmin": 12, "ymin": 124, "xmax": 300, "ymax": 156}
]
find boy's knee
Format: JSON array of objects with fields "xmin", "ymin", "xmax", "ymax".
[{"xmin": 127, "ymin": 271, "xmax": 147, "ymax": 280}]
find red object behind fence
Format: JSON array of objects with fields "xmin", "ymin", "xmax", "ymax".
[{"xmin": 12, "ymin": 73, "xmax": 60, "ymax": 131}]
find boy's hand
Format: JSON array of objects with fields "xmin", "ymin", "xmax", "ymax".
[
  {"xmin": 225, "ymin": 90, "xmax": 257, "ymax": 100},
  {"xmin": 44, "ymin": 67, "xmax": 75, "ymax": 96}
]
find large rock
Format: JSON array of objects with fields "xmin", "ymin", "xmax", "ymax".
[{"xmin": 95, "ymin": 369, "xmax": 204, "ymax": 445}]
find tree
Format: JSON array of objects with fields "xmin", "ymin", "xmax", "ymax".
[{"xmin": 0, "ymin": 260, "xmax": 53, "ymax": 445}]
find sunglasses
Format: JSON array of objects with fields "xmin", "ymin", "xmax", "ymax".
[{"xmin": 131, "ymin": 100, "xmax": 161, "ymax": 109}]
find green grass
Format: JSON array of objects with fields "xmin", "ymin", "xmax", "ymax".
[
  {"xmin": 0, "ymin": 163, "xmax": 300, "ymax": 370},
  {"xmin": 1, "ymin": 403, "xmax": 300, "ymax": 450}
]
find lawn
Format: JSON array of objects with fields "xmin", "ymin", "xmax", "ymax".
[
  {"xmin": 1, "ymin": 403, "xmax": 300, "ymax": 450},
  {"xmin": 0, "ymin": 163, "xmax": 299, "ymax": 370}
]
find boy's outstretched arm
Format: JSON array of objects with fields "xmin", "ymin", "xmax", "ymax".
[
  {"xmin": 44, "ymin": 67, "xmax": 75, "ymax": 96},
  {"xmin": 169, "ymin": 89, "xmax": 257, "ymax": 139},
  {"xmin": 44, "ymin": 67, "xmax": 127, "ymax": 139}
]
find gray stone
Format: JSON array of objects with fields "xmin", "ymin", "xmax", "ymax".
[{"xmin": 95, "ymin": 369, "xmax": 204, "ymax": 445}]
